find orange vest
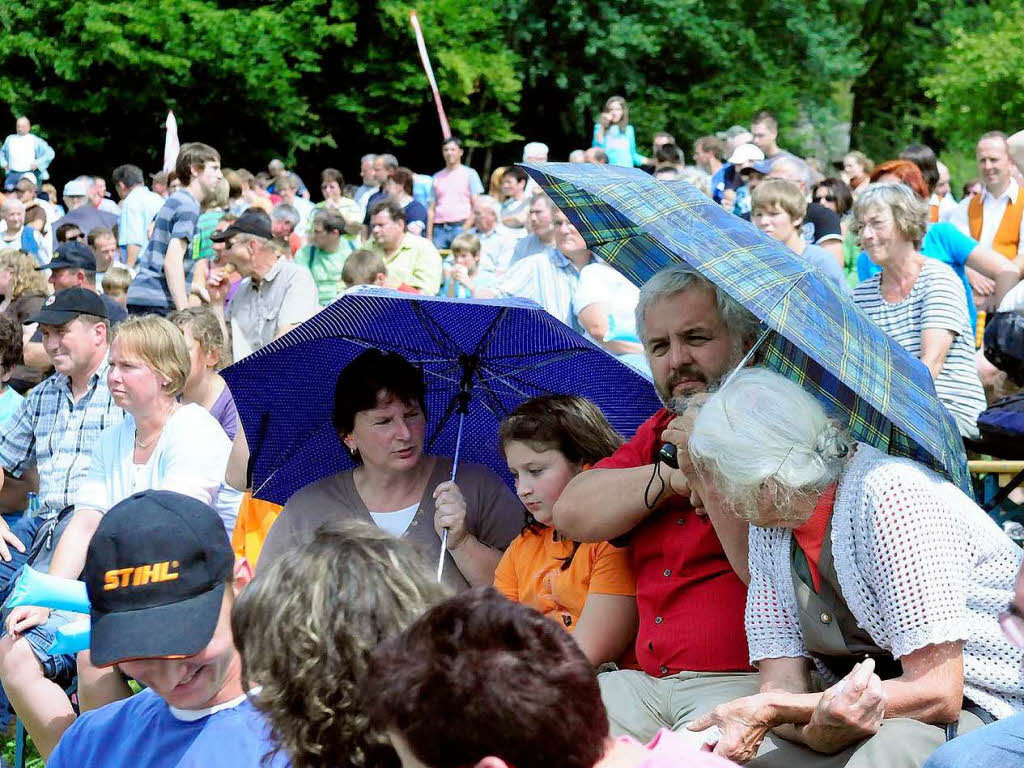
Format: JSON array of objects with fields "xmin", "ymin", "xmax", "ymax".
[
  {"xmin": 929, "ymin": 202, "xmax": 939, "ymax": 223},
  {"xmin": 968, "ymin": 190, "xmax": 1024, "ymax": 260},
  {"xmin": 231, "ymin": 492, "xmax": 283, "ymax": 567}
]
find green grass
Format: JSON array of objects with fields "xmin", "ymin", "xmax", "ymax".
[{"xmin": 2, "ymin": 728, "xmax": 44, "ymax": 768}]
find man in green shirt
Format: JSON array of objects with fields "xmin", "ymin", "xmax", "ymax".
[{"xmin": 294, "ymin": 209, "xmax": 353, "ymax": 306}]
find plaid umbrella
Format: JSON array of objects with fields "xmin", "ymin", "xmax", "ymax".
[{"xmin": 523, "ymin": 162, "xmax": 971, "ymax": 493}]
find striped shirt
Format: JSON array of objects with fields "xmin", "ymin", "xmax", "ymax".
[
  {"xmin": 125, "ymin": 190, "xmax": 200, "ymax": 310},
  {"xmin": 0, "ymin": 359, "xmax": 123, "ymax": 517},
  {"xmin": 496, "ymin": 249, "xmax": 596, "ymax": 329},
  {"xmin": 852, "ymin": 260, "xmax": 986, "ymax": 438}
]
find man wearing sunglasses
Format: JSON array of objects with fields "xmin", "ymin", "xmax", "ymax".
[{"xmin": 922, "ymin": 561, "xmax": 1024, "ymax": 767}]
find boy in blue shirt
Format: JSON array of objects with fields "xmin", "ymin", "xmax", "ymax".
[{"xmin": 48, "ymin": 490, "xmax": 287, "ymax": 768}]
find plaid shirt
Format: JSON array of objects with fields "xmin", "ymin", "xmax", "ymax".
[{"xmin": 0, "ymin": 359, "xmax": 123, "ymax": 517}]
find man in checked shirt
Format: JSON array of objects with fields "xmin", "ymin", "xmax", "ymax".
[{"xmin": 0, "ymin": 288, "xmax": 122, "ymax": 751}]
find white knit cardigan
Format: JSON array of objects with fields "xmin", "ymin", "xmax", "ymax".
[{"xmin": 745, "ymin": 443, "xmax": 1024, "ymax": 720}]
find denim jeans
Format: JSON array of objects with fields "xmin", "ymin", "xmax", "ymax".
[
  {"xmin": 0, "ymin": 514, "xmax": 44, "ymax": 728},
  {"xmin": 432, "ymin": 222, "xmax": 464, "ymax": 250},
  {"xmin": 923, "ymin": 713, "xmax": 1024, "ymax": 768}
]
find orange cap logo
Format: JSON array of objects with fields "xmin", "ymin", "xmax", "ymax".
[{"xmin": 103, "ymin": 561, "xmax": 180, "ymax": 591}]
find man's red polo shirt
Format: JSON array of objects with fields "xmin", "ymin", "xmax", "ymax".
[{"xmin": 594, "ymin": 409, "xmax": 752, "ymax": 676}]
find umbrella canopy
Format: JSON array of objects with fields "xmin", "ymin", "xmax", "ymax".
[
  {"xmin": 523, "ymin": 162, "xmax": 970, "ymax": 492},
  {"xmin": 222, "ymin": 288, "xmax": 662, "ymax": 505}
]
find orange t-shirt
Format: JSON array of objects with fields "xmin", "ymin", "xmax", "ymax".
[
  {"xmin": 791, "ymin": 483, "xmax": 838, "ymax": 592},
  {"xmin": 493, "ymin": 526, "xmax": 635, "ymax": 632},
  {"xmin": 231, "ymin": 492, "xmax": 284, "ymax": 567}
]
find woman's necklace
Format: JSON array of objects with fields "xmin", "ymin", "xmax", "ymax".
[{"xmin": 134, "ymin": 429, "xmax": 161, "ymax": 449}]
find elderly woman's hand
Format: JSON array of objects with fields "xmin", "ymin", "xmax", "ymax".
[
  {"xmin": 800, "ymin": 659, "xmax": 887, "ymax": 754},
  {"xmin": 687, "ymin": 692, "xmax": 777, "ymax": 763},
  {"xmin": 433, "ymin": 481, "xmax": 469, "ymax": 550}
]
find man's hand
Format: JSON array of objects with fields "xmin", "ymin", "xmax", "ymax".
[
  {"xmin": 800, "ymin": 659, "xmax": 887, "ymax": 754},
  {"xmin": 688, "ymin": 693, "xmax": 777, "ymax": 763},
  {"xmin": 0, "ymin": 516, "xmax": 25, "ymax": 562},
  {"xmin": 433, "ymin": 481, "xmax": 469, "ymax": 549},
  {"xmin": 5, "ymin": 605, "xmax": 49, "ymax": 637},
  {"xmin": 967, "ymin": 267, "xmax": 996, "ymax": 297},
  {"xmin": 660, "ymin": 395, "xmax": 709, "ymax": 511},
  {"xmin": 207, "ymin": 266, "xmax": 231, "ymax": 305}
]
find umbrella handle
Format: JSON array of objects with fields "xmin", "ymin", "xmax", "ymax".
[{"xmin": 437, "ymin": 410, "xmax": 466, "ymax": 583}]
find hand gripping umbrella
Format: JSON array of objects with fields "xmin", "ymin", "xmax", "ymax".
[
  {"xmin": 522, "ymin": 162, "xmax": 970, "ymax": 493},
  {"xmin": 222, "ymin": 288, "xmax": 661, "ymax": 580}
]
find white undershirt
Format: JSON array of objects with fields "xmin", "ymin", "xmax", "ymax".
[
  {"xmin": 369, "ymin": 502, "xmax": 418, "ymax": 537},
  {"xmin": 169, "ymin": 692, "xmax": 249, "ymax": 722}
]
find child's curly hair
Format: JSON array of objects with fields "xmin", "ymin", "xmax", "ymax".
[{"xmin": 231, "ymin": 521, "xmax": 448, "ymax": 768}]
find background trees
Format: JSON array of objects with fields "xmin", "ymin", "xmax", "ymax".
[{"xmin": 0, "ymin": 0, "xmax": 1018, "ymax": 185}]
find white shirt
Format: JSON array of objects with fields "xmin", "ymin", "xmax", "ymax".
[
  {"xmin": 6, "ymin": 134, "xmax": 35, "ymax": 172},
  {"xmin": 369, "ymin": 502, "xmax": 418, "ymax": 537},
  {"xmin": 949, "ymin": 178, "xmax": 1024, "ymax": 256}
]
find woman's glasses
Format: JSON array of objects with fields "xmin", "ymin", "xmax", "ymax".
[
  {"xmin": 815, "ymin": 194, "xmax": 836, "ymax": 204},
  {"xmin": 999, "ymin": 603, "xmax": 1024, "ymax": 648}
]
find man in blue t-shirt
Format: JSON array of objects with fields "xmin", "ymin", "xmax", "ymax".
[
  {"xmin": 48, "ymin": 491, "xmax": 287, "ymax": 768},
  {"xmin": 126, "ymin": 143, "xmax": 223, "ymax": 317}
]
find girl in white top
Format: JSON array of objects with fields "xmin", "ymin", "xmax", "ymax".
[{"xmin": 681, "ymin": 369, "xmax": 1024, "ymax": 765}]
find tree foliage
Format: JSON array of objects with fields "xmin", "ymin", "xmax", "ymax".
[{"xmin": 0, "ymin": 0, "xmax": 1015, "ymax": 180}]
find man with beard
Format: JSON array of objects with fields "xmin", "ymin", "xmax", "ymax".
[
  {"xmin": 126, "ymin": 143, "xmax": 223, "ymax": 316},
  {"xmin": 553, "ymin": 263, "xmax": 763, "ymax": 741}
]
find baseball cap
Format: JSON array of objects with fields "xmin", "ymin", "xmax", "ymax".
[
  {"xmin": 748, "ymin": 160, "xmax": 773, "ymax": 176},
  {"xmin": 210, "ymin": 208, "xmax": 272, "ymax": 242},
  {"xmin": 62, "ymin": 179, "xmax": 88, "ymax": 197},
  {"xmin": 83, "ymin": 490, "xmax": 235, "ymax": 667},
  {"xmin": 37, "ymin": 241, "xmax": 96, "ymax": 273},
  {"xmin": 726, "ymin": 143, "xmax": 765, "ymax": 167},
  {"xmin": 25, "ymin": 287, "xmax": 108, "ymax": 325}
]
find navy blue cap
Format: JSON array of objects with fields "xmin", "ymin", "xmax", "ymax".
[
  {"xmin": 38, "ymin": 241, "xmax": 97, "ymax": 273},
  {"xmin": 24, "ymin": 286, "xmax": 108, "ymax": 325}
]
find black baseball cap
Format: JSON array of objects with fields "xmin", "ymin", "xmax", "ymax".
[
  {"xmin": 210, "ymin": 208, "xmax": 272, "ymax": 242},
  {"xmin": 25, "ymin": 287, "xmax": 108, "ymax": 325},
  {"xmin": 38, "ymin": 241, "xmax": 97, "ymax": 273},
  {"xmin": 83, "ymin": 490, "xmax": 234, "ymax": 667}
]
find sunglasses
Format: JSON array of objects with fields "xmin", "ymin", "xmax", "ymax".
[
  {"xmin": 999, "ymin": 603, "xmax": 1024, "ymax": 648},
  {"xmin": 815, "ymin": 194, "xmax": 836, "ymax": 203}
]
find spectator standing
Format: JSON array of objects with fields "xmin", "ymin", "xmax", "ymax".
[
  {"xmin": 208, "ymin": 209, "xmax": 318, "ymax": 362},
  {"xmin": 750, "ymin": 109, "xmax": 796, "ymax": 171},
  {"xmin": 428, "ymin": 138, "xmax": 483, "ymax": 249},
  {"xmin": 362, "ymin": 154, "xmax": 398, "ymax": 226},
  {"xmin": 112, "ymin": 164, "xmax": 164, "ymax": 268},
  {"xmin": 87, "ymin": 227, "xmax": 119, "ymax": 287},
  {"xmin": 0, "ymin": 117, "xmax": 54, "ymax": 189},
  {"xmin": 592, "ymin": 96, "xmax": 648, "ymax": 168},
  {"xmin": 84, "ymin": 177, "xmax": 120, "ymax": 217},
  {"xmin": 51, "ymin": 180, "xmax": 117, "ymax": 253},
  {"xmin": 694, "ymin": 136, "xmax": 727, "ymax": 202},
  {"xmin": 126, "ymin": 142, "xmax": 223, "ymax": 316},
  {"xmin": 367, "ymin": 200, "xmax": 443, "ymax": 295},
  {"xmin": 11, "ymin": 176, "xmax": 57, "ymax": 244},
  {"xmin": 295, "ymin": 209, "xmax": 354, "ymax": 306}
]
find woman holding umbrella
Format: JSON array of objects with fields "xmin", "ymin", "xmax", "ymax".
[
  {"xmin": 680, "ymin": 368, "xmax": 1024, "ymax": 765},
  {"xmin": 257, "ymin": 349, "xmax": 525, "ymax": 590}
]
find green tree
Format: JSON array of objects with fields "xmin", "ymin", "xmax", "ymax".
[{"xmin": 921, "ymin": 0, "xmax": 1024, "ymax": 153}]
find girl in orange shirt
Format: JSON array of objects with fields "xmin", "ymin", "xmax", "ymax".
[{"xmin": 494, "ymin": 395, "xmax": 638, "ymax": 666}]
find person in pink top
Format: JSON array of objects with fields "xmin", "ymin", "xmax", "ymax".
[
  {"xmin": 368, "ymin": 586, "xmax": 737, "ymax": 768},
  {"xmin": 428, "ymin": 137, "xmax": 484, "ymax": 250}
]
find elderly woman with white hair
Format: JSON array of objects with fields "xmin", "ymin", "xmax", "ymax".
[
  {"xmin": 682, "ymin": 368, "xmax": 1024, "ymax": 768},
  {"xmin": 851, "ymin": 183, "xmax": 986, "ymax": 439}
]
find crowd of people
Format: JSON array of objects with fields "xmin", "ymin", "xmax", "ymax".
[{"xmin": 0, "ymin": 100, "xmax": 1019, "ymax": 768}]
